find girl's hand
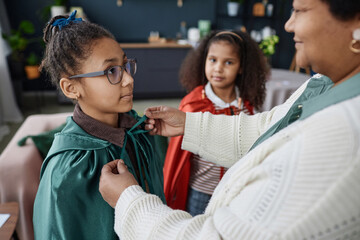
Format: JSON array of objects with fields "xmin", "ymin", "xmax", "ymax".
[
  {"xmin": 144, "ymin": 106, "xmax": 186, "ymax": 137},
  {"xmin": 99, "ymin": 159, "xmax": 138, "ymax": 208}
]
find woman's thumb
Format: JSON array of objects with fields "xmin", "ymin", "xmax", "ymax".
[{"xmin": 117, "ymin": 159, "xmax": 127, "ymax": 174}]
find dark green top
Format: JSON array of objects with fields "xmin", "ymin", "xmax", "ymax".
[
  {"xmin": 251, "ymin": 73, "xmax": 360, "ymax": 151},
  {"xmin": 33, "ymin": 110, "xmax": 165, "ymax": 240}
]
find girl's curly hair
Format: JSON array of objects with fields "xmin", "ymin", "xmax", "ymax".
[
  {"xmin": 40, "ymin": 14, "xmax": 114, "ymax": 88},
  {"xmin": 179, "ymin": 30, "xmax": 269, "ymax": 110}
]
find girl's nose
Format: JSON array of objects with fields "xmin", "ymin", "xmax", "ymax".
[
  {"xmin": 214, "ymin": 62, "xmax": 223, "ymax": 72},
  {"xmin": 121, "ymin": 72, "xmax": 134, "ymax": 87}
]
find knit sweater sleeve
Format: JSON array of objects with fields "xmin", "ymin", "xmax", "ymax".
[
  {"xmin": 114, "ymin": 185, "xmax": 277, "ymax": 240},
  {"xmin": 114, "ymin": 96, "xmax": 360, "ymax": 240},
  {"xmin": 181, "ymin": 80, "xmax": 308, "ymax": 168}
]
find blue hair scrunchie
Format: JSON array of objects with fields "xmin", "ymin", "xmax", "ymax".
[{"xmin": 52, "ymin": 10, "xmax": 83, "ymax": 30}]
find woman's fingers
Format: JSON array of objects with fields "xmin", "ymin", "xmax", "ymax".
[
  {"xmin": 101, "ymin": 159, "xmax": 120, "ymax": 174},
  {"xmin": 144, "ymin": 106, "xmax": 168, "ymax": 119},
  {"xmin": 117, "ymin": 159, "xmax": 128, "ymax": 174}
]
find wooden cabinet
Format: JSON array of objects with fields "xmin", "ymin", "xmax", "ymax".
[{"xmin": 122, "ymin": 43, "xmax": 192, "ymax": 99}]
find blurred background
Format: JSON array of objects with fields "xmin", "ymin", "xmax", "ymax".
[{"xmin": 0, "ymin": 0, "xmax": 301, "ymax": 152}]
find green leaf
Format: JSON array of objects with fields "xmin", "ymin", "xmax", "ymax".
[
  {"xmin": 259, "ymin": 34, "xmax": 279, "ymax": 56},
  {"xmin": 19, "ymin": 20, "xmax": 35, "ymax": 35},
  {"xmin": 26, "ymin": 52, "xmax": 40, "ymax": 65}
]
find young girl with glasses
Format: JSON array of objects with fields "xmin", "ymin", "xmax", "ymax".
[
  {"xmin": 164, "ymin": 30, "xmax": 269, "ymax": 216},
  {"xmin": 33, "ymin": 11, "xmax": 165, "ymax": 240}
]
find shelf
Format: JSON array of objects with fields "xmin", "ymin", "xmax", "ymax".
[
  {"xmin": 217, "ymin": 13, "xmax": 243, "ymax": 18},
  {"xmin": 217, "ymin": 14, "xmax": 275, "ymax": 20},
  {"xmin": 215, "ymin": 0, "xmax": 278, "ymax": 35}
]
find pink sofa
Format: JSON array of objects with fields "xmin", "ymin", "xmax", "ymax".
[{"xmin": 0, "ymin": 112, "xmax": 71, "ymax": 240}]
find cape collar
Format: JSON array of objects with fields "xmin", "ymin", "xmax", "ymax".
[
  {"xmin": 72, "ymin": 104, "xmax": 137, "ymax": 147},
  {"xmin": 205, "ymin": 82, "xmax": 240, "ymax": 108}
]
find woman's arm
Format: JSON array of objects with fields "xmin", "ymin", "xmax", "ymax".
[
  {"xmin": 101, "ymin": 160, "xmax": 278, "ymax": 240},
  {"xmin": 181, "ymin": 100, "xmax": 295, "ymax": 168},
  {"xmin": 100, "ymin": 98, "xmax": 360, "ymax": 239},
  {"xmin": 145, "ymin": 81, "xmax": 309, "ymax": 168}
]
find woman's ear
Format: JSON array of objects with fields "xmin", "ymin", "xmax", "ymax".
[{"xmin": 59, "ymin": 78, "xmax": 80, "ymax": 100}]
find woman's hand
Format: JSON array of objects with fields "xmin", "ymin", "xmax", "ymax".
[
  {"xmin": 99, "ymin": 159, "xmax": 138, "ymax": 208},
  {"xmin": 144, "ymin": 106, "xmax": 186, "ymax": 137}
]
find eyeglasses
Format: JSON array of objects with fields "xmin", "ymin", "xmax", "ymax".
[{"xmin": 69, "ymin": 58, "xmax": 137, "ymax": 85}]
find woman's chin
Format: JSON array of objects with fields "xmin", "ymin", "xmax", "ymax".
[{"xmin": 295, "ymin": 57, "xmax": 310, "ymax": 70}]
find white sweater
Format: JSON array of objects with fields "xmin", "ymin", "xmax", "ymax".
[{"xmin": 114, "ymin": 79, "xmax": 360, "ymax": 239}]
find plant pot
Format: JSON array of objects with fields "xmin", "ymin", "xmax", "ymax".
[
  {"xmin": 25, "ymin": 65, "xmax": 40, "ymax": 80},
  {"xmin": 51, "ymin": 6, "xmax": 66, "ymax": 17},
  {"xmin": 227, "ymin": 2, "xmax": 239, "ymax": 17}
]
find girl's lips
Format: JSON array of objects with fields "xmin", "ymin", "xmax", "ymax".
[
  {"xmin": 121, "ymin": 94, "xmax": 133, "ymax": 100},
  {"xmin": 212, "ymin": 76, "xmax": 224, "ymax": 81}
]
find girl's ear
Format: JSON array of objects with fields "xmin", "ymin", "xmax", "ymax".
[{"xmin": 59, "ymin": 78, "xmax": 81, "ymax": 100}]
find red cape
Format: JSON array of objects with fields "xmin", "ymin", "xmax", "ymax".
[{"xmin": 164, "ymin": 85, "xmax": 254, "ymax": 210}]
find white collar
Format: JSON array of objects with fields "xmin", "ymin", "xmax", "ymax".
[{"xmin": 205, "ymin": 82, "xmax": 240, "ymax": 108}]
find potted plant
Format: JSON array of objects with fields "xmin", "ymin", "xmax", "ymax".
[
  {"xmin": 227, "ymin": 0, "xmax": 244, "ymax": 17},
  {"xmin": 51, "ymin": 0, "xmax": 67, "ymax": 17},
  {"xmin": 24, "ymin": 52, "xmax": 41, "ymax": 80},
  {"xmin": 2, "ymin": 20, "xmax": 36, "ymax": 79},
  {"xmin": 259, "ymin": 34, "xmax": 279, "ymax": 66},
  {"xmin": 2, "ymin": 20, "xmax": 35, "ymax": 62}
]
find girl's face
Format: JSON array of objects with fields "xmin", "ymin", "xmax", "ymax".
[
  {"xmin": 76, "ymin": 37, "xmax": 134, "ymax": 124},
  {"xmin": 205, "ymin": 41, "xmax": 241, "ymax": 95},
  {"xmin": 285, "ymin": 0, "xmax": 360, "ymax": 83}
]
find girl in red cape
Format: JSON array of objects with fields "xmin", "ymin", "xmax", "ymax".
[{"xmin": 164, "ymin": 30, "xmax": 269, "ymax": 215}]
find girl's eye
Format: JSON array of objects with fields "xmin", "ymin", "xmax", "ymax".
[
  {"xmin": 225, "ymin": 61, "xmax": 233, "ymax": 65},
  {"xmin": 209, "ymin": 58, "xmax": 216, "ymax": 63},
  {"xmin": 108, "ymin": 66, "xmax": 118, "ymax": 75}
]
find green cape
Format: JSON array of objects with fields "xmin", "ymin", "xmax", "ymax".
[{"xmin": 33, "ymin": 110, "xmax": 165, "ymax": 240}]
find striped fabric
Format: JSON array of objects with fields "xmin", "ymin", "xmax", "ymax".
[
  {"xmin": 189, "ymin": 155, "xmax": 228, "ymax": 195},
  {"xmin": 189, "ymin": 83, "xmax": 252, "ymax": 195}
]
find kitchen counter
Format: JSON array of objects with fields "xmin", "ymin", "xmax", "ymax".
[{"xmin": 119, "ymin": 42, "xmax": 192, "ymax": 49}]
